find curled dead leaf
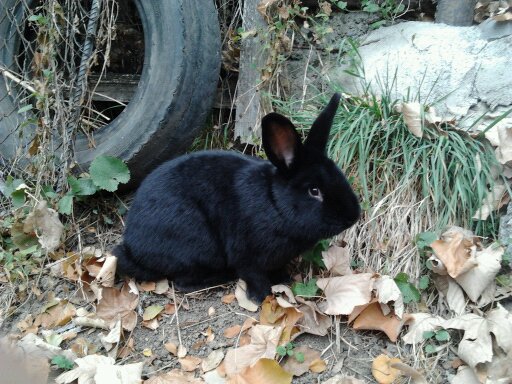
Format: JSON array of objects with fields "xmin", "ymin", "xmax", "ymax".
[
  {"xmin": 309, "ymin": 358, "xmax": 327, "ymax": 373},
  {"xmin": 350, "ymin": 301, "xmax": 405, "ymax": 343},
  {"xmin": 372, "ymin": 354, "xmax": 402, "ymax": 384},
  {"xmin": 322, "ymin": 244, "xmax": 352, "ymax": 276},
  {"xmin": 23, "ymin": 200, "xmax": 63, "ymax": 252},
  {"xmin": 317, "ymin": 273, "xmax": 374, "ymax": 315},
  {"xmin": 431, "ymin": 231, "xmax": 477, "ymax": 278},
  {"xmin": 179, "ymin": 355, "xmax": 202, "ymax": 372}
]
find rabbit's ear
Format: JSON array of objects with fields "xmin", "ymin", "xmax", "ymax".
[
  {"xmin": 262, "ymin": 112, "xmax": 303, "ymax": 172},
  {"xmin": 304, "ymin": 93, "xmax": 341, "ymax": 152}
]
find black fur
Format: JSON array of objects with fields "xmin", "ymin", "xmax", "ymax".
[{"xmin": 114, "ymin": 93, "xmax": 360, "ymax": 302}]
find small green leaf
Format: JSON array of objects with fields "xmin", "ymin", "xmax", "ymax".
[
  {"xmin": 435, "ymin": 330, "xmax": 450, "ymax": 342},
  {"xmin": 58, "ymin": 194, "xmax": 73, "ymax": 215},
  {"xmin": 496, "ymin": 274, "xmax": 512, "ymax": 287},
  {"xmin": 51, "ymin": 355, "xmax": 74, "ymax": 370},
  {"xmin": 424, "ymin": 344, "xmax": 437, "ymax": 354},
  {"xmin": 68, "ymin": 176, "xmax": 98, "ymax": 196},
  {"xmin": 394, "ymin": 274, "xmax": 421, "ymax": 304},
  {"xmin": 90, "ymin": 156, "xmax": 130, "ymax": 192},
  {"xmin": 301, "ymin": 239, "xmax": 329, "ymax": 267},
  {"xmin": 419, "ymin": 275, "xmax": 430, "ymax": 290},
  {"xmin": 294, "ymin": 351, "xmax": 305, "ymax": 363},
  {"xmin": 415, "ymin": 231, "xmax": 437, "ymax": 250},
  {"xmin": 285, "ymin": 342, "xmax": 294, "ymax": 350},
  {"xmin": 276, "ymin": 345, "xmax": 287, "ymax": 356},
  {"xmin": 291, "ymin": 279, "xmax": 318, "ymax": 298},
  {"xmin": 363, "ymin": 2, "xmax": 380, "ymax": 13},
  {"xmin": 11, "ymin": 190, "xmax": 26, "ymax": 209},
  {"xmin": 287, "ymin": 349, "xmax": 294, "ymax": 356},
  {"xmin": 369, "ymin": 20, "xmax": 387, "ymax": 29},
  {"xmin": 335, "ymin": 1, "xmax": 347, "ymax": 10},
  {"xmin": 17, "ymin": 105, "xmax": 33, "ymax": 114},
  {"xmin": 422, "ymin": 331, "xmax": 435, "ymax": 340}
]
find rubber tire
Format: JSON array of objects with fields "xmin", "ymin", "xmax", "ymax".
[
  {"xmin": 0, "ymin": 0, "xmax": 221, "ymax": 186},
  {"xmin": 435, "ymin": 0, "xmax": 477, "ymax": 26}
]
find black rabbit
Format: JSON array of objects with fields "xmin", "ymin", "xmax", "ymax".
[{"xmin": 114, "ymin": 93, "xmax": 360, "ymax": 302}]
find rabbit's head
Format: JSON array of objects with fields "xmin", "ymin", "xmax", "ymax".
[{"xmin": 262, "ymin": 93, "xmax": 360, "ymax": 239}]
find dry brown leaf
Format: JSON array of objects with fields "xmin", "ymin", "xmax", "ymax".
[
  {"xmin": 351, "ymin": 302, "xmax": 404, "ymax": 342},
  {"xmin": 296, "ymin": 298, "xmax": 332, "ymax": 337},
  {"xmin": 139, "ymin": 281, "xmax": 156, "ymax": 292},
  {"xmin": 473, "ymin": 181, "xmax": 508, "ymax": 220},
  {"xmin": 203, "ymin": 327, "xmax": 215, "ymax": 343},
  {"xmin": 224, "ymin": 325, "xmax": 242, "ymax": 339},
  {"xmin": 271, "ymin": 285, "xmax": 297, "ymax": 307},
  {"xmin": 23, "ymin": 200, "xmax": 63, "ymax": 252},
  {"xmin": 96, "ymin": 282, "xmax": 139, "ymax": 331},
  {"xmin": 235, "ymin": 280, "xmax": 258, "ymax": 312},
  {"xmin": 260, "ymin": 297, "xmax": 303, "ymax": 343},
  {"xmin": 322, "ymin": 375, "xmax": 366, "ymax": 384},
  {"xmin": 164, "ymin": 341, "xmax": 177, "ymax": 355},
  {"xmin": 373, "ymin": 275, "xmax": 404, "ymax": 318},
  {"xmin": 431, "ymin": 231, "xmax": 477, "ymax": 278},
  {"xmin": 164, "ymin": 303, "xmax": 176, "ymax": 315},
  {"xmin": 317, "ymin": 273, "xmax": 374, "ymax": 315},
  {"xmin": 231, "ymin": 358, "xmax": 292, "ymax": 384},
  {"xmin": 39, "ymin": 300, "xmax": 76, "ymax": 329},
  {"xmin": 372, "ymin": 354, "xmax": 402, "ymax": 384},
  {"xmin": 94, "ymin": 255, "xmax": 117, "ymax": 287},
  {"xmin": 118, "ymin": 337, "xmax": 134, "ymax": 359},
  {"xmin": 309, "ymin": 358, "xmax": 327, "ymax": 373},
  {"xmin": 143, "ymin": 305, "xmax": 164, "ymax": 321},
  {"xmin": 455, "ymin": 244, "xmax": 503, "ymax": 303},
  {"xmin": 395, "ymin": 102, "xmax": 423, "ymax": 138},
  {"xmin": 70, "ymin": 337, "xmax": 98, "ymax": 357},
  {"xmin": 282, "ymin": 346, "xmax": 320, "ymax": 377},
  {"xmin": 154, "ymin": 279, "xmax": 170, "ymax": 294},
  {"xmin": 402, "ymin": 313, "xmax": 445, "ymax": 344},
  {"xmin": 145, "ymin": 369, "xmax": 204, "ymax": 384},
  {"xmin": 202, "ymin": 350, "xmax": 225, "ymax": 372},
  {"xmin": 224, "ymin": 325, "xmax": 283, "ymax": 375},
  {"xmin": 222, "ymin": 293, "xmax": 236, "ymax": 304},
  {"xmin": 142, "ymin": 318, "xmax": 159, "ymax": 330},
  {"xmin": 322, "ymin": 244, "xmax": 352, "ymax": 276},
  {"xmin": 179, "ymin": 355, "xmax": 202, "ymax": 372}
]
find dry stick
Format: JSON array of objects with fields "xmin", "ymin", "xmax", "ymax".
[
  {"xmin": 0, "ymin": 67, "xmax": 36, "ymax": 94},
  {"xmin": 171, "ymin": 282, "xmax": 183, "ymax": 347},
  {"xmin": 335, "ymin": 315, "xmax": 341, "ymax": 354}
]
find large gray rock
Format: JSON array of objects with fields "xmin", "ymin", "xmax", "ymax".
[{"xmin": 331, "ymin": 21, "xmax": 512, "ymax": 130}]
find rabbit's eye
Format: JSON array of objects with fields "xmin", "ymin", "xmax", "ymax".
[{"xmin": 308, "ymin": 187, "xmax": 323, "ymax": 201}]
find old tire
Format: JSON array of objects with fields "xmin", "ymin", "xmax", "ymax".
[
  {"xmin": 435, "ymin": 0, "xmax": 477, "ymax": 26},
  {"xmin": 0, "ymin": 0, "xmax": 220, "ymax": 186}
]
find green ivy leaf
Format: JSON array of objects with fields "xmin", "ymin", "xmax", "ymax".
[
  {"xmin": 424, "ymin": 343, "xmax": 437, "ymax": 354},
  {"xmin": 301, "ymin": 239, "xmax": 329, "ymax": 267},
  {"xmin": 415, "ymin": 231, "xmax": 437, "ymax": 250},
  {"xmin": 435, "ymin": 330, "xmax": 450, "ymax": 342},
  {"xmin": 291, "ymin": 279, "xmax": 318, "ymax": 298},
  {"xmin": 294, "ymin": 351, "xmax": 305, "ymax": 363},
  {"xmin": 276, "ymin": 345, "xmax": 287, "ymax": 356},
  {"xmin": 419, "ymin": 275, "xmax": 430, "ymax": 290},
  {"xmin": 90, "ymin": 156, "xmax": 130, "ymax": 192},
  {"xmin": 394, "ymin": 273, "xmax": 420, "ymax": 304},
  {"xmin": 11, "ymin": 190, "xmax": 26, "ymax": 209},
  {"xmin": 363, "ymin": 2, "xmax": 380, "ymax": 13},
  {"xmin": 68, "ymin": 176, "xmax": 98, "ymax": 196},
  {"xmin": 51, "ymin": 355, "xmax": 74, "ymax": 370},
  {"xmin": 58, "ymin": 194, "xmax": 73, "ymax": 215},
  {"xmin": 422, "ymin": 331, "xmax": 435, "ymax": 340}
]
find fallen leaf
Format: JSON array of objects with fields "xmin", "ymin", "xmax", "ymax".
[
  {"xmin": 402, "ymin": 313, "xmax": 445, "ymax": 344},
  {"xmin": 259, "ymin": 297, "xmax": 303, "ymax": 343},
  {"xmin": 235, "ymin": 280, "xmax": 258, "ymax": 312},
  {"xmin": 431, "ymin": 230, "xmax": 477, "ymax": 278},
  {"xmin": 142, "ymin": 318, "xmax": 160, "ymax": 330},
  {"xmin": 203, "ymin": 327, "xmax": 215, "ymax": 343},
  {"xmin": 224, "ymin": 325, "xmax": 242, "ymax": 339},
  {"xmin": 164, "ymin": 341, "xmax": 177, "ymax": 355},
  {"xmin": 179, "ymin": 355, "xmax": 202, "ymax": 372},
  {"xmin": 432, "ymin": 275, "xmax": 466, "ymax": 315},
  {"xmin": 118, "ymin": 338, "xmax": 134, "ymax": 359},
  {"xmin": 224, "ymin": 325, "xmax": 283, "ymax": 375},
  {"xmin": 23, "ymin": 200, "xmax": 63, "ymax": 252},
  {"xmin": 395, "ymin": 102, "xmax": 423, "ymax": 138},
  {"xmin": 309, "ymin": 358, "xmax": 327, "ymax": 373},
  {"xmin": 322, "ymin": 244, "xmax": 352, "ymax": 276},
  {"xmin": 282, "ymin": 346, "xmax": 320, "ymax": 377},
  {"xmin": 99, "ymin": 318, "xmax": 121, "ymax": 358},
  {"xmin": 39, "ymin": 300, "xmax": 76, "ymax": 329},
  {"xmin": 140, "ymin": 281, "xmax": 156, "ymax": 292},
  {"xmin": 178, "ymin": 344, "xmax": 188, "ymax": 358},
  {"xmin": 486, "ymin": 304, "xmax": 512, "ymax": 353},
  {"xmin": 145, "ymin": 369, "xmax": 204, "ymax": 384},
  {"xmin": 372, "ymin": 354, "xmax": 402, "ymax": 384},
  {"xmin": 70, "ymin": 337, "xmax": 98, "ymax": 357},
  {"xmin": 164, "ymin": 303, "xmax": 176, "ymax": 315},
  {"xmin": 221, "ymin": 293, "xmax": 236, "ymax": 304},
  {"xmin": 351, "ymin": 301, "xmax": 404, "ymax": 342},
  {"xmin": 454, "ymin": 244, "xmax": 503, "ymax": 303},
  {"xmin": 272, "ymin": 285, "xmax": 297, "ymax": 307},
  {"xmin": 55, "ymin": 355, "xmax": 143, "ymax": 384},
  {"xmin": 473, "ymin": 181, "xmax": 507, "ymax": 220},
  {"xmin": 322, "ymin": 375, "xmax": 366, "ymax": 384},
  {"xmin": 296, "ymin": 298, "xmax": 332, "ymax": 337},
  {"xmin": 317, "ymin": 273, "xmax": 374, "ymax": 315},
  {"xmin": 373, "ymin": 275, "xmax": 404, "ymax": 318},
  {"xmin": 203, "ymin": 370, "xmax": 226, "ymax": 383},
  {"xmin": 451, "ymin": 365, "xmax": 481, "ymax": 384},
  {"xmin": 95, "ymin": 255, "xmax": 117, "ymax": 287},
  {"xmin": 154, "ymin": 279, "xmax": 170, "ymax": 294},
  {"xmin": 96, "ymin": 282, "xmax": 139, "ymax": 331},
  {"xmin": 233, "ymin": 358, "xmax": 292, "ymax": 384},
  {"xmin": 143, "ymin": 348, "xmax": 153, "ymax": 357},
  {"xmin": 202, "ymin": 350, "xmax": 225, "ymax": 372},
  {"xmin": 143, "ymin": 305, "xmax": 164, "ymax": 321},
  {"xmin": 390, "ymin": 362, "xmax": 427, "ymax": 384}
]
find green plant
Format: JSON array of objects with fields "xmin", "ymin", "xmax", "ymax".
[
  {"xmin": 51, "ymin": 355, "xmax": 74, "ymax": 370},
  {"xmin": 394, "ymin": 273, "xmax": 421, "ymax": 304},
  {"xmin": 276, "ymin": 342, "xmax": 305, "ymax": 363},
  {"xmin": 292, "ymin": 278, "xmax": 319, "ymax": 297},
  {"xmin": 301, "ymin": 239, "xmax": 330, "ymax": 267},
  {"xmin": 423, "ymin": 329, "xmax": 450, "ymax": 354},
  {"xmin": 362, "ymin": 0, "xmax": 406, "ymax": 28}
]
